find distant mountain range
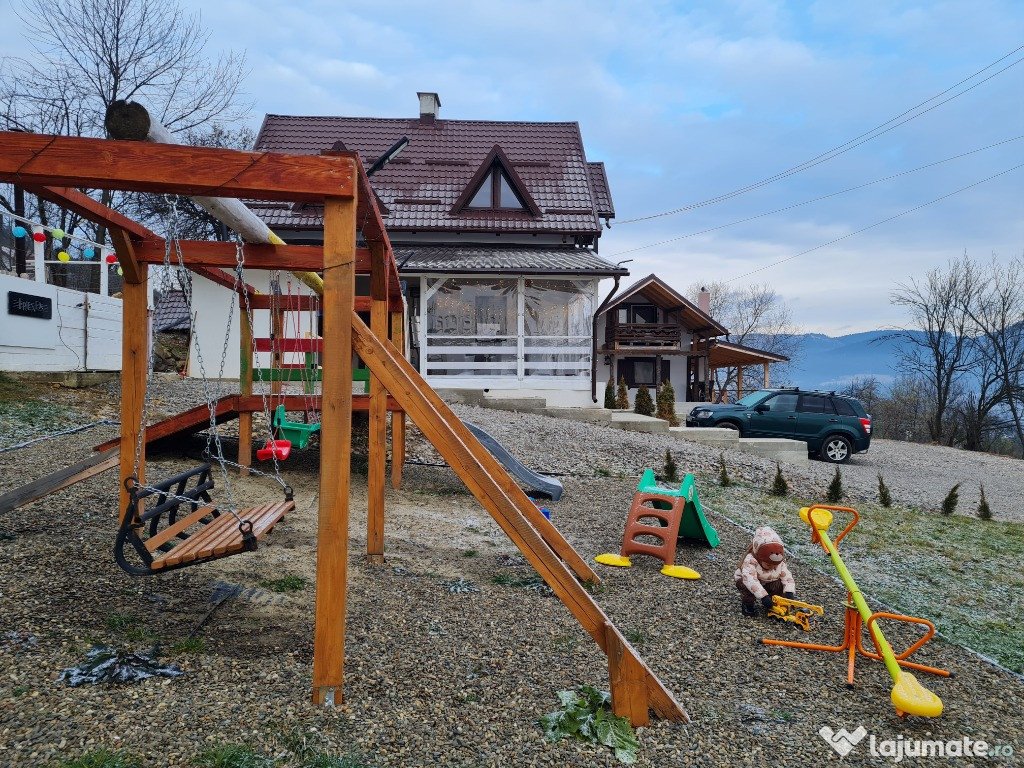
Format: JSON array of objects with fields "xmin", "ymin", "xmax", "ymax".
[{"xmin": 781, "ymin": 330, "xmax": 912, "ymax": 391}]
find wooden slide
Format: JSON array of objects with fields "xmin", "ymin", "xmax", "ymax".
[{"xmin": 351, "ymin": 312, "xmax": 688, "ymax": 725}]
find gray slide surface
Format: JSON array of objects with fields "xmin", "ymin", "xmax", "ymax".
[{"xmin": 462, "ymin": 421, "xmax": 564, "ymax": 501}]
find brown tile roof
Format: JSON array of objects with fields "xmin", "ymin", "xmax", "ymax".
[
  {"xmin": 253, "ymin": 115, "xmax": 607, "ymax": 235},
  {"xmin": 394, "ymin": 246, "xmax": 627, "ymax": 276},
  {"xmin": 600, "ymin": 274, "xmax": 728, "ymax": 336},
  {"xmin": 587, "ymin": 162, "xmax": 614, "ymax": 220}
]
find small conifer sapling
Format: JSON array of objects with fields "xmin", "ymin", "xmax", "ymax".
[
  {"xmin": 604, "ymin": 378, "xmax": 616, "ymax": 409},
  {"xmin": 663, "ymin": 448, "xmax": 679, "ymax": 483},
  {"xmin": 771, "ymin": 463, "xmax": 788, "ymax": 497},
  {"xmin": 877, "ymin": 473, "xmax": 893, "ymax": 507},
  {"xmin": 615, "ymin": 376, "xmax": 630, "ymax": 410},
  {"xmin": 977, "ymin": 483, "xmax": 993, "ymax": 520},
  {"xmin": 718, "ymin": 452, "xmax": 731, "ymax": 487},
  {"xmin": 634, "ymin": 385, "xmax": 654, "ymax": 416},
  {"xmin": 825, "ymin": 467, "xmax": 844, "ymax": 504},
  {"xmin": 941, "ymin": 483, "xmax": 960, "ymax": 516}
]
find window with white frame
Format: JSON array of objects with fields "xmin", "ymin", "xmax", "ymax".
[{"xmin": 421, "ymin": 276, "xmax": 595, "ymax": 381}]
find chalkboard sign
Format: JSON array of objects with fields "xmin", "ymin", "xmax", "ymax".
[{"xmin": 7, "ymin": 290, "xmax": 53, "ymax": 320}]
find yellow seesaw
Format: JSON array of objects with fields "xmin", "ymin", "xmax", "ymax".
[{"xmin": 763, "ymin": 505, "xmax": 946, "ymax": 718}]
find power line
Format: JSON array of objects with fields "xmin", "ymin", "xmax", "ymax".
[
  {"xmin": 724, "ymin": 162, "xmax": 1024, "ymax": 283},
  {"xmin": 606, "ymin": 134, "xmax": 1024, "ymax": 258},
  {"xmin": 614, "ymin": 44, "xmax": 1024, "ymax": 226}
]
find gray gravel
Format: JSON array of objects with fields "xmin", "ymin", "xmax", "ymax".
[{"xmin": 1, "ymin": 380, "xmax": 1022, "ymax": 767}]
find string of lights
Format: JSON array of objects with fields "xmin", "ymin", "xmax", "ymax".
[{"xmin": 3, "ymin": 209, "xmax": 120, "ymax": 269}]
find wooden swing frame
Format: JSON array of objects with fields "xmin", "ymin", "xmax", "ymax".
[{"xmin": 0, "ymin": 130, "xmax": 687, "ymax": 726}]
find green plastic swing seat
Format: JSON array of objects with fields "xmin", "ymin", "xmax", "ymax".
[{"xmin": 273, "ymin": 404, "xmax": 320, "ymax": 449}]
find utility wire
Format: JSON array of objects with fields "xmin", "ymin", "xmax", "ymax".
[
  {"xmin": 614, "ymin": 45, "xmax": 1024, "ymax": 225},
  {"xmin": 606, "ymin": 134, "xmax": 1024, "ymax": 258},
  {"xmin": 724, "ymin": 162, "xmax": 1024, "ymax": 283}
]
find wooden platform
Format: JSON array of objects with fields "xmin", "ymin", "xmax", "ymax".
[
  {"xmin": 150, "ymin": 500, "xmax": 294, "ymax": 570},
  {"xmin": 93, "ymin": 393, "xmax": 403, "ymax": 452}
]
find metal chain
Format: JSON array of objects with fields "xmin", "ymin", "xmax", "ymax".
[
  {"xmin": 238, "ymin": 256, "xmax": 287, "ymax": 488},
  {"xmin": 131, "ymin": 200, "xmax": 184, "ymax": 481},
  {"xmin": 161, "ymin": 200, "xmax": 244, "ymax": 527}
]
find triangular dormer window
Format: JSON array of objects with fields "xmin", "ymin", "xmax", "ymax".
[{"xmin": 452, "ymin": 144, "xmax": 541, "ymax": 216}]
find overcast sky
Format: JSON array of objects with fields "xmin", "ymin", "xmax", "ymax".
[{"xmin": 3, "ymin": 1, "xmax": 1022, "ymax": 335}]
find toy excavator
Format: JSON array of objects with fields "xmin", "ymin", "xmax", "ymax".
[{"xmin": 767, "ymin": 595, "xmax": 823, "ymax": 632}]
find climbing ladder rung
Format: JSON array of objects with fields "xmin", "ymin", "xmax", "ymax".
[{"xmin": 150, "ymin": 501, "xmax": 294, "ymax": 570}]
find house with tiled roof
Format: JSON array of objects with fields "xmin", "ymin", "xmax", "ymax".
[
  {"xmin": 251, "ymin": 92, "xmax": 627, "ymax": 406},
  {"xmin": 595, "ymin": 275, "xmax": 789, "ymax": 404}
]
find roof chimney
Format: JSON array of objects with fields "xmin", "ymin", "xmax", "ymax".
[
  {"xmin": 698, "ymin": 286, "xmax": 711, "ymax": 315},
  {"xmin": 417, "ymin": 92, "xmax": 441, "ymax": 124}
]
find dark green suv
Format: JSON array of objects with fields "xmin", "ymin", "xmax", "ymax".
[{"xmin": 685, "ymin": 388, "xmax": 872, "ymax": 463}]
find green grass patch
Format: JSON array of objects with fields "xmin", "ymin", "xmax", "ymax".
[
  {"xmin": 193, "ymin": 744, "xmax": 274, "ymax": 768},
  {"xmin": 259, "ymin": 575, "xmax": 307, "ymax": 593},
  {"xmin": 171, "ymin": 637, "xmax": 207, "ymax": 655},
  {"xmin": 703, "ymin": 484, "xmax": 1024, "ymax": 673},
  {"xmin": 11, "ymin": 685, "xmax": 29, "ymax": 697},
  {"xmin": 49, "ymin": 749, "xmax": 141, "ymax": 768}
]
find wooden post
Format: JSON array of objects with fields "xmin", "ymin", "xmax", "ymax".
[
  {"xmin": 312, "ymin": 192, "xmax": 356, "ymax": 707},
  {"xmin": 605, "ymin": 622, "xmax": 650, "ymax": 726},
  {"xmin": 763, "ymin": 362, "xmax": 770, "ymax": 387},
  {"xmin": 238, "ymin": 298, "xmax": 253, "ymax": 474},
  {"xmin": 736, "ymin": 366, "xmax": 743, "ymax": 402},
  {"xmin": 119, "ymin": 266, "xmax": 149, "ymax": 521},
  {"xmin": 389, "ymin": 310, "xmax": 405, "ymax": 489},
  {"xmin": 367, "ymin": 240, "xmax": 388, "ymax": 563}
]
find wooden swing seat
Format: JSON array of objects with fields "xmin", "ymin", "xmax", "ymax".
[{"xmin": 150, "ymin": 500, "xmax": 294, "ymax": 570}]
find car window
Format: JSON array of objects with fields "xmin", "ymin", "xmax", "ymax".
[
  {"xmin": 799, "ymin": 394, "xmax": 834, "ymax": 414},
  {"xmin": 832, "ymin": 398, "xmax": 857, "ymax": 416},
  {"xmin": 736, "ymin": 389, "xmax": 773, "ymax": 406},
  {"xmin": 761, "ymin": 393, "xmax": 798, "ymax": 412}
]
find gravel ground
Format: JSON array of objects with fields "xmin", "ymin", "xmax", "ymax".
[{"xmin": 1, "ymin": 379, "xmax": 1022, "ymax": 767}]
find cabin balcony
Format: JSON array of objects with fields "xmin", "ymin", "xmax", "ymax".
[{"xmin": 604, "ymin": 322, "xmax": 682, "ymax": 350}]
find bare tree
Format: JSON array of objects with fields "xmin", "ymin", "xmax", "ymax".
[
  {"xmin": 0, "ymin": 0, "xmax": 250, "ymax": 281},
  {"xmin": 961, "ymin": 256, "xmax": 1024, "ymax": 455},
  {"xmin": 889, "ymin": 258, "xmax": 976, "ymax": 444},
  {"xmin": 687, "ymin": 281, "xmax": 802, "ymax": 400}
]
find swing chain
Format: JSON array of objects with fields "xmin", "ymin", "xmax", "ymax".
[{"xmin": 238, "ymin": 257, "xmax": 288, "ymax": 488}]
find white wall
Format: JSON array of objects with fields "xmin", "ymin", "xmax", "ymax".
[
  {"xmin": 0, "ymin": 273, "xmax": 122, "ymax": 372},
  {"xmin": 593, "ymin": 312, "xmax": 694, "ymax": 405},
  {"xmin": 188, "ymin": 273, "xmax": 317, "ymax": 380}
]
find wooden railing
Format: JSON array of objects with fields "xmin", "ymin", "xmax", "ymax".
[{"xmin": 606, "ymin": 322, "xmax": 681, "ymax": 347}]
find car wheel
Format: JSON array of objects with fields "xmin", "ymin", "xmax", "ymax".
[
  {"xmin": 719, "ymin": 421, "xmax": 742, "ymax": 436},
  {"xmin": 820, "ymin": 435, "xmax": 852, "ymax": 463}
]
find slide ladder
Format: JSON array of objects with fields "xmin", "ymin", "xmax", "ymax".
[{"xmin": 352, "ymin": 313, "xmax": 687, "ymax": 725}]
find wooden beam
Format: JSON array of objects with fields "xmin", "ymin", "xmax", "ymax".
[
  {"xmin": 108, "ymin": 227, "xmax": 143, "ymax": 285},
  {"xmin": 119, "ymin": 270, "xmax": 149, "ymax": 520},
  {"xmin": 313, "ymin": 192, "xmax": 356, "ymax": 707},
  {"xmin": 389, "ymin": 310, "xmax": 405, "ymax": 490},
  {"xmin": 25, "ymin": 185, "xmax": 159, "ymax": 240},
  {"xmin": 94, "ymin": 395, "xmax": 240, "ymax": 453},
  {"xmin": 193, "ymin": 266, "xmax": 256, "ymax": 296},
  {"xmin": 134, "ymin": 239, "xmax": 341, "ymax": 271},
  {"xmin": 606, "ymin": 622, "xmax": 650, "ymax": 727},
  {"xmin": 367, "ymin": 241, "xmax": 388, "ymax": 564},
  {"xmin": 350, "ymin": 313, "xmax": 687, "ymax": 724},
  {"xmin": 0, "ymin": 447, "xmax": 119, "ymax": 514},
  {"xmin": 0, "ymin": 131, "xmax": 356, "ymax": 202},
  {"xmin": 763, "ymin": 362, "xmax": 770, "ymax": 388}
]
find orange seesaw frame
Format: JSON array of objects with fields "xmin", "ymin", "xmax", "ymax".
[{"xmin": 762, "ymin": 505, "xmax": 951, "ymax": 686}]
